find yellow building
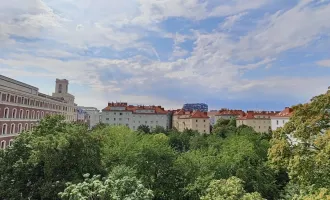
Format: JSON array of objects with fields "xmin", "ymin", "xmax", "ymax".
[
  {"xmin": 236, "ymin": 111, "xmax": 279, "ymax": 133},
  {"xmin": 173, "ymin": 109, "xmax": 210, "ymax": 134}
]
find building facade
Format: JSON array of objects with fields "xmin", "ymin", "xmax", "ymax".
[
  {"xmin": 52, "ymin": 79, "xmax": 77, "ymax": 122},
  {"xmin": 207, "ymin": 110, "xmax": 218, "ymax": 126},
  {"xmin": 236, "ymin": 110, "xmax": 280, "ymax": 133},
  {"xmin": 271, "ymin": 107, "xmax": 293, "ymax": 131},
  {"xmin": 183, "ymin": 103, "xmax": 208, "ymax": 112},
  {"xmin": 173, "ymin": 109, "xmax": 210, "ymax": 134},
  {"xmin": 77, "ymin": 106, "xmax": 100, "ymax": 129},
  {"xmin": 0, "ymin": 75, "xmax": 77, "ymax": 149},
  {"xmin": 214, "ymin": 109, "xmax": 245, "ymax": 122},
  {"xmin": 101, "ymin": 102, "xmax": 169, "ymax": 131}
]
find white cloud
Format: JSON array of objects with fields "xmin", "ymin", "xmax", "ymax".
[
  {"xmin": 221, "ymin": 12, "xmax": 247, "ymax": 30},
  {"xmin": 317, "ymin": 59, "xmax": 330, "ymax": 67}
]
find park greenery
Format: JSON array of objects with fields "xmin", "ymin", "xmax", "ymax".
[{"xmin": 0, "ymin": 90, "xmax": 329, "ymax": 200}]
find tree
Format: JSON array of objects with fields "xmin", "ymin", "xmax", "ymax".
[
  {"xmin": 59, "ymin": 165, "xmax": 153, "ymax": 200},
  {"xmin": 0, "ymin": 115, "xmax": 103, "ymax": 199},
  {"xmin": 268, "ymin": 90, "xmax": 330, "ymax": 192},
  {"xmin": 212, "ymin": 118, "xmax": 237, "ymax": 138},
  {"xmin": 200, "ymin": 177, "xmax": 265, "ymax": 200},
  {"xmin": 137, "ymin": 124, "xmax": 150, "ymax": 134},
  {"xmin": 152, "ymin": 125, "xmax": 167, "ymax": 134}
]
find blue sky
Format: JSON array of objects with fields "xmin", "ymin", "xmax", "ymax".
[{"xmin": 0, "ymin": 0, "xmax": 330, "ymax": 111}]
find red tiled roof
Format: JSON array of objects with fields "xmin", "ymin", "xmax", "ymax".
[
  {"xmin": 273, "ymin": 107, "xmax": 293, "ymax": 118},
  {"xmin": 102, "ymin": 102, "xmax": 168, "ymax": 114},
  {"xmin": 174, "ymin": 109, "xmax": 209, "ymax": 119},
  {"xmin": 215, "ymin": 109, "xmax": 245, "ymax": 117},
  {"xmin": 237, "ymin": 110, "xmax": 280, "ymax": 120}
]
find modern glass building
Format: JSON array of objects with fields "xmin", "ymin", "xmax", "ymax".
[{"xmin": 183, "ymin": 103, "xmax": 208, "ymax": 112}]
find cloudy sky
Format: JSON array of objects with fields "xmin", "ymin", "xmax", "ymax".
[{"xmin": 0, "ymin": 0, "xmax": 330, "ymax": 110}]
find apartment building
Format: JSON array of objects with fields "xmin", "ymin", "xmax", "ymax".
[
  {"xmin": 236, "ymin": 110, "xmax": 280, "ymax": 133},
  {"xmin": 77, "ymin": 106, "xmax": 100, "ymax": 129},
  {"xmin": 173, "ymin": 109, "xmax": 210, "ymax": 134},
  {"xmin": 0, "ymin": 75, "xmax": 77, "ymax": 149},
  {"xmin": 101, "ymin": 102, "xmax": 169, "ymax": 131},
  {"xmin": 214, "ymin": 109, "xmax": 245, "ymax": 122},
  {"xmin": 271, "ymin": 107, "xmax": 293, "ymax": 131},
  {"xmin": 207, "ymin": 110, "xmax": 218, "ymax": 126}
]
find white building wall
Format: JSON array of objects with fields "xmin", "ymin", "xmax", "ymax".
[
  {"xmin": 271, "ymin": 117, "xmax": 290, "ymax": 131},
  {"xmin": 78, "ymin": 107, "xmax": 100, "ymax": 128},
  {"xmin": 101, "ymin": 110, "xmax": 168, "ymax": 131}
]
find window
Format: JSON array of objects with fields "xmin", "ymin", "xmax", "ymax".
[
  {"xmin": 204, "ymin": 120, "xmax": 206, "ymax": 122},
  {"xmin": 150, "ymin": 121, "xmax": 153, "ymax": 124},
  {"xmin": 58, "ymin": 84, "xmax": 62, "ymax": 93},
  {"xmin": 259, "ymin": 126, "xmax": 260, "ymax": 129},
  {"xmin": 276, "ymin": 120, "xmax": 279, "ymax": 125},
  {"xmin": 145, "ymin": 121, "xmax": 147, "ymax": 124},
  {"xmin": 41, "ymin": 111, "xmax": 44, "ymax": 118},
  {"xmin": 2, "ymin": 124, "xmax": 8, "ymax": 135},
  {"xmin": 32, "ymin": 111, "xmax": 35, "ymax": 119},
  {"xmin": 283, "ymin": 120, "xmax": 285, "ymax": 124},
  {"xmin": 31, "ymin": 124, "xmax": 34, "ymax": 131},
  {"xmin": 120, "ymin": 113, "xmax": 123, "ymax": 115},
  {"xmin": 204, "ymin": 130, "xmax": 206, "ymax": 133},
  {"xmin": 113, "ymin": 118, "xmax": 116, "ymax": 121},
  {"xmin": 106, "ymin": 118, "xmax": 109, "ymax": 120},
  {"xmin": 24, "ymin": 123, "xmax": 28, "ymax": 131},
  {"xmin": 26, "ymin": 110, "xmax": 30, "ymax": 119},
  {"xmin": 204, "ymin": 124, "xmax": 206, "ymax": 128},
  {"xmin": 114, "ymin": 112, "xmax": 116, "ymax": 115},
  {"xmin": 1, "ymin": 141, "xmax": 6, "ymax": 149},
  {"xmin": 36, "ymin": 111, "xmax": 40, "ymax": 119},
  {"xmin": 9, "ymin": 140, "xmax": 13, "ymax": 147},
  {"xmin": 196, "ymin": 120, "xmax": 198, "ymax": 122},
  {"xmin": 119, "ymin": 118, "xmax": 122, "ymax": 121},
  {"xmin": 10, "ymin": 124, "xmax": 15, "ymax": 134},
  {"xmin": 133, "ymin": 126, "xmax": 135, "ymax": 129},
  {"xmin": 156, "ymin": 121, "xmax": 158, "ymax": 124},
  {"xmin": 18, "ymin": 123, "xmax": 22, "ymax": 134},
  {"xmin": 4, "ymin": 107, "xmax": 9, "ymax": 118},
  {"xmin": 12, "ymin": 108, "xmax": 17, "ymax": 118}
]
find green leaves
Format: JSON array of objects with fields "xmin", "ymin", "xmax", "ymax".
[{"xmin": 59, "ymin": 166, "xmax": 153, "ymax": 200}]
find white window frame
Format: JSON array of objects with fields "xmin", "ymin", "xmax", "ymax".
[
  {"xmin": 1, "ymin": 141, "xmax": 6, "ymax": 149},
  {"xmin": 10, "ymin": 123, "xmax": 15, "ymax": 134},
  {"xmin": 12, "ymin": 108, "xmax": 17, "ymax": 118},
  {"xmin": 2, "ymin": 124, "xmax": 8, "ymax": 135},
  {"xmin": 4, "ymin": 107, "xmax": 9, "ymax": 118},
  {"xmin": 18, "ymin": 123, "xmax": 22, "ymax": 134}
]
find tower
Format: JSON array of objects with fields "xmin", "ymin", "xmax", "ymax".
[{"xmin": 55, "ymin": 79, "xmax": 69, "ymax": 94}]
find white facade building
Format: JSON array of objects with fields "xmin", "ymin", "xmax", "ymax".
[
  {"xmin": 271, "ymin": 107, "xmax": 293, "ymax": 131},
  {"xmin": 101, "ymin": 102, "xmax": 169, "ymax": 131},
  {"xmin": 77, "ymin": 107, "xmax": 100, "ymax": 129}
]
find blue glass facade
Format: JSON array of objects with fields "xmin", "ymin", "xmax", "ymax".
[{"xmin": 183, "ymin": 103, "xmax": 208, "ymax": 112}]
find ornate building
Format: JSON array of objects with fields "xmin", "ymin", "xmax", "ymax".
[{"xmin": 0, "ymin": 75, "xmax": 76, "ymax": 149}]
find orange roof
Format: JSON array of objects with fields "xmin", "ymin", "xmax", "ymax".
[
  {"xmin": 237, "ymin": 110, "xmax": 280, "ymax": 120},
  {"xmin": 174, "ymin": 109, "xmax": 209, "ymax": 119},
  {"xmin": 102, "ymin": 102, "xmax": 168, "ymax": 114},
  {"xmin": 215, "ymin": 109, "xmax": 245, "ymax": 117},
  {"xmin": 272, "ymin": 107, "xmax": 293, "ymax": 118}
]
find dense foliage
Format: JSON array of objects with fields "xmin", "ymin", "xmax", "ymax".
[{"xmin": 0, "ymin": 90, "xmax": 328, "ymax": 199}]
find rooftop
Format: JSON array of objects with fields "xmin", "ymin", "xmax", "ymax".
[
  {"xmin": 102, "ymin": 102, "xmax": 168, "ymax": 114},
  {"xmin": 174, "ymin": 109, "xmax": 209, "ymax": 119}
]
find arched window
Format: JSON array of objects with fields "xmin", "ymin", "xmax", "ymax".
[
  {"xmin": 9, "ymin": 140, "xmax": 13, "ymax": 147},
  {"xmin": 12, "ymin": 108, "xmax": 17, "ymax": 118},
  {"xmin": 24, "ymin": 123, "xmax": 28, "ymax": 131},
  {"xmin": 4, "ymin": 107, "xmax": 9, "ymax": 118},
  {"xmin": 2, "ymin": 124, "xmax": 7, "ymax": 135},
  {"xmin": 32, "ymin": 110, "xmax": 35, "ymax": 119},
  {"xmin": 1, "ymin": 141, "xmax": 6, "ymax": 149},
  {"xmin": 41, "ymin": 111, "xmax": 44, "ymax": 118},
  {"xmin": 36, "ymin": 111, "xmax": 40, "ymax": 119},
  {"xmin": 10, "ymin": 123, "xmax": 15, "ymax": 134},
  {"xmin": 30, "ymin": 123, "xmax": 34, "ymax": 131},
  {"xmin": 26, "ymin": 110, "xmax": 30, "ymax": 119},
  {"xmin": 19, "ymin": 109, "xmax": 24, "ymax": 119},
  {"xmin": 18, "ymin": 123, "xmax": 22, "ymax": 134}
]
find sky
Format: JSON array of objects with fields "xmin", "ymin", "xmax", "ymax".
[{"xmin": 0, "ymin": 0, "xmax": 330, "ymax": 111}]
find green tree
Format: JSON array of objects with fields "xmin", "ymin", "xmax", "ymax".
[
  {"xmin": 268, "ymin": 90, "xmax": 330, "ymax": 192},
  {"xmin": 212, "ymin": 118, "xmax": 237, "ymax": 138},
  {"xmin": 0, "ymin": 115, "xmax": 103, "ymax": 199},
  {"xmin": 137, "ymin": 124, "xmax": 150, "ymax": 134},
  {"xmin": 59, "ymin": 165, "xmax": 153, "ymax": 200},
  {"xmin": 152, "ymin": 125, "xmax": 167, "ymax": 134},
  {"xmin": 200, "ymin": 177, "xmax": 265, "ymax": 200}
]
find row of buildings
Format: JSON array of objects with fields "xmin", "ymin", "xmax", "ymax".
[{"xmin": 0, "ymin": 74, "xmax": 295, "ymax": 149}]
